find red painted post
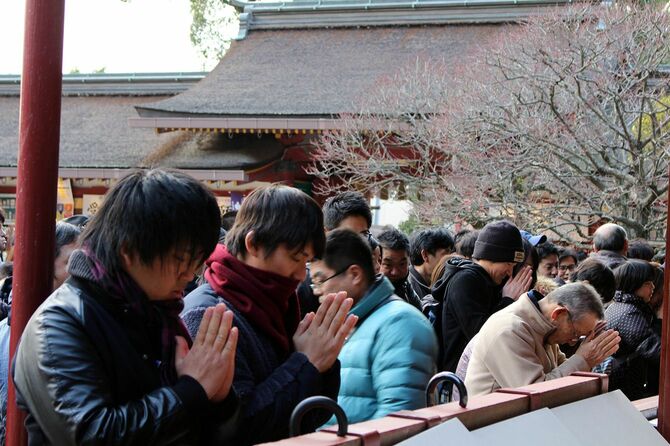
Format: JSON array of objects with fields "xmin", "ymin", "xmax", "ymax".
[
  {"xmin": 658, "ymin": 165, "xmax": 670, "ymax": 441},
  {"xmin": 5, "ymin": 0, "xmax": 65, "ymax": 445}
]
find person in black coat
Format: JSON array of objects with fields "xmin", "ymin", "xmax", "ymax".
[
  {"xmin": 408, "ymin": 228, "xmax": 454, "ymax": 300},
  {"xmin": 431, "ymin": 221, "xmax": 532, "ymax": 371},
  {"xmin": 605, "ymin": 259, "xmax": 662, "ymax": 400},
  {"xmin": 13, "ymin": 169, "xmax": 239, "ymax": 445},
  {"xmin": 182, "ymin": 185, "xmax": 357, "ymax": 445}
]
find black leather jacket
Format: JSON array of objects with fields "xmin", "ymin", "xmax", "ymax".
[{"xmin": 13, "ymin": 277, "xmax": 237, "ymax": 445}]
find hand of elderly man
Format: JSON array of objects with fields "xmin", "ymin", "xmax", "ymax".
[
  {"xmin": 175, "ymin": 303, "xmax": 239, "ymax": 402},
  {"xmin": 293, "ymin": 291, "xmax": 358, "ymax": 373},
  {"xmin": 576, "ymin": 328, "xmax": 621, "ymax": 369}
]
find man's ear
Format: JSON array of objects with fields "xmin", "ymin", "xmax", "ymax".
[
  {"xmin": 421, "ymin": 249, "xmax": 430, "ymax": 264},
  {"xmin": 549, "ymin": 306, "xmax": 567, "ymax": 322},
  {"xmin": 623, "ymin": 240, "xmax": 629, "ymax": 255},
  {"xmin": 119, "ymin": 244, "xmax": 134, "ymax": 269},
  {"xmin": 244, "ymin": 231, "xmax": 261, "ymax": 259},
  {"xmin": 349, "ymin": 264, "xmax": 365, "ymax": 287}
]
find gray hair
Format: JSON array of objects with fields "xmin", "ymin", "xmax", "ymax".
[
  {"xmin": 593, "ymin": 223, "xmax": 627, "ymax": 252},
  {"xmin": 55, "ymin": 222, "xmax": 81, "ymax": 258},
  {"xmin": 544, "ymin": 282, "xmax": 604, "ymax": 320}
]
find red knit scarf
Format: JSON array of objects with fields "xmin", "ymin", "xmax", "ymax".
[{"xmin": 204, "ymin": 244, "xmax": 301, "ymax": 357}]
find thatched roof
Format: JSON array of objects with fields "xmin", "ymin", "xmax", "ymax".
[
  {"xmin": 0, "ymin": 96, "xmax": 169, "ymax": 168},
  {"xmin": 136, "ymin": 24, "xmax": 514, "ymax": 118},
  {"xmin": 0, "ymin": 96, "xmax": 284, "ymax": 170},
  {"xmin": 140, "ymin": 132, "xmax": 285, "ymax": 169}
]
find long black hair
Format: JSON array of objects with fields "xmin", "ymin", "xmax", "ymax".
[{"xmin": 615, "ymin": 259, "xmax": 657, "ymax": 295}]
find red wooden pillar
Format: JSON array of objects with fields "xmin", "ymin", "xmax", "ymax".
[
  {"xmin": 658, "ymin": 165, "xmax": 670, "ymax": 441},
  {"xmin": 6, "ymin": 1, "xmax": 65, "ymax": 445}
]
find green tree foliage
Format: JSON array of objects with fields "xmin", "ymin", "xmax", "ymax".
[
  {"xmin": 122, "ymin": 0, "xmax": 238, "ymax": 67},
  {"xmin": 189, "ymin": 0, "xmax": 238, "ymax": 66}
]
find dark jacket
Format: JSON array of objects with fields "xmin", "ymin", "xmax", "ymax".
[
  {"xmin": 0, "ymin": 276, "xmax": 11, "ymax": 321},
  {"xmin": 408, "ymin": 266, "xmax": 431, "ymax": 300},
  {"xmin": 605, "ymin": 291, "xmax": 662, "ymax": 400},
  {"xmin": 431, "ymin": 258, "xmax": 511, "ymax": 372},
  {"xmin": 647, "ymin": 316, "xmax": 662, "ymax": 395},
  {"xmin": 392, "ymin": 278, "xmax": 423, "ymax": 311},
  {"xmin": 297, "ymin": 265, "xmax": 320, "ymax": 317},
  {"xmin": 590, "ymin": 250, "xmax": 627, "ymax": 270},
  {"xmin": 182, "ymin": 284, "xmax": 340, "ymax": 445},
  {"xmin": 13, "ymin": 277, "xmax": 237, "ymax": 446}
]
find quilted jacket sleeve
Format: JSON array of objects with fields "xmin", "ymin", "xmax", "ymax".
[
  {"xmin": 370, "ymin": 306, "xmax": 438, "ymax": 419},
  {"xmin": 618, "ymin": 308, "xmax": 661, "ymax": 362}
]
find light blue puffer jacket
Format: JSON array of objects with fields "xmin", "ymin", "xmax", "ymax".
[{"xmin": 334, "ymin": 276, "xmax": 438, "ymax": 424}]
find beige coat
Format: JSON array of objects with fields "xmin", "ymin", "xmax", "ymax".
[{"xmin": 464, "ymin": 294, "xmax": 588, "ymax": 396}]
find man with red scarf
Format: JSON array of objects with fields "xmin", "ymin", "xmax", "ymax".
[{"xmin": 182, "ymin": 185, "xmax": 357, "ymax": 445}]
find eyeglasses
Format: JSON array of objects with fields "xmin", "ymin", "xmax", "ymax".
[
  {"xmin": 310, "ymin": 264, "xmax": 352, "ymax": 292},
  {"xmin": 564, "ymin": 308, "xmax": 579, "ymax": 341},
  {"xmin": 558, "ymin": 264, "xmax": 576, "ymax": 272},
  {"xmin": 360, "ymin": 229, "xmax": 373, "ymax": 242}
]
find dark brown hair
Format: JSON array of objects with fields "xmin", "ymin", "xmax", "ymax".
[{"xmin": 226, "ymin": 184, "xmax": 325, "ymax": 259}]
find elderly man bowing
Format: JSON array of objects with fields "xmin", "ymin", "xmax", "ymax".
[{"xmin": 465, "ymin": 282, "xmax": 620, "ymax": 396}]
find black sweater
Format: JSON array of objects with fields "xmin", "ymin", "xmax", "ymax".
[
  {"xmin": 182, "ymin": 283, "xmax": 340, "ymax": 445},
  {"xmin": 432, "ymin": 258, "xmax": 511, "ymax": 372}
]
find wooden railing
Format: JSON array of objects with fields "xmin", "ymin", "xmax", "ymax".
[
  {"xmin": 633, "ymin": 395, "xmax": 659, "ymax": 421},
  {"xmin": 261, "ymin": 372, "xmax": 612, "ymax": 446}
]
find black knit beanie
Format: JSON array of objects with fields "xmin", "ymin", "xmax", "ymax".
[{"xmin": 473, "ymin": 220, "xmax": 524, "ymax": 263}]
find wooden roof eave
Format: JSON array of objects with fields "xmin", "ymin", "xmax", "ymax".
[
  {"xmin": 128, "ymin": 116, "xmax": 414, "ymax": 134},
  {"xmin": 128, "ymin": 116, "xmax": 341, "ymax": 134},
  {"xmin": 0, "ymin": 167, "xmax": 248, "ymax": 182}
]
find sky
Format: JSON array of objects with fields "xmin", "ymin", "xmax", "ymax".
[
  {"xmin": 0, "ymin": 0, "xmax": 210, "ymax": 74},
  {"xmin": 0, "ymin": 0, "xmax": 412, "ymax": 225}
]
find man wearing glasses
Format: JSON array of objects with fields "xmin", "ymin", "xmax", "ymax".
[
  {"xmin": 311, "ymin": 229, "xmax": 437, "ymax": 424},
  {"xmin": 298, "ymin": 191, "xmax": 375, "ymax": 315},
  {"xmin": 464, "ymin": 282, "xmax": 620, "ymax": 396},
  {"xmin": 557, "ymin": 248, "xmax": 579, "ymax": 283}
]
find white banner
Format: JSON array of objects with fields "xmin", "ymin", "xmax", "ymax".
[{"xmin": 82, "ymin": 194, "xmax": 106, "ymax": 216}]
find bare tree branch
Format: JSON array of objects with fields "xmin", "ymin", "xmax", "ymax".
[{"xmin": 309, "ymin": 2, "xmax": 670, "ymax": 241}]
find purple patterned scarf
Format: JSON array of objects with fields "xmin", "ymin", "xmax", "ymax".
[{"xmin": 68, "ymin": 248, "xmax": 191, "ymax": 385}]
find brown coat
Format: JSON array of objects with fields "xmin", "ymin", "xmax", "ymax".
[{"xmin": 464, "ymin": 294, "xmax": 588, "ymax": 396}]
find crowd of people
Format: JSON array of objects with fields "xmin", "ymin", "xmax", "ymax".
[{"xmin": 0, "ymin": 168, "xmax": 664, "ymax": 445}]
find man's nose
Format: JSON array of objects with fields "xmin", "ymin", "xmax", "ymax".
[{"xmin": 294, "ymin": 267, "xmax": 307, "ymax": 282}]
